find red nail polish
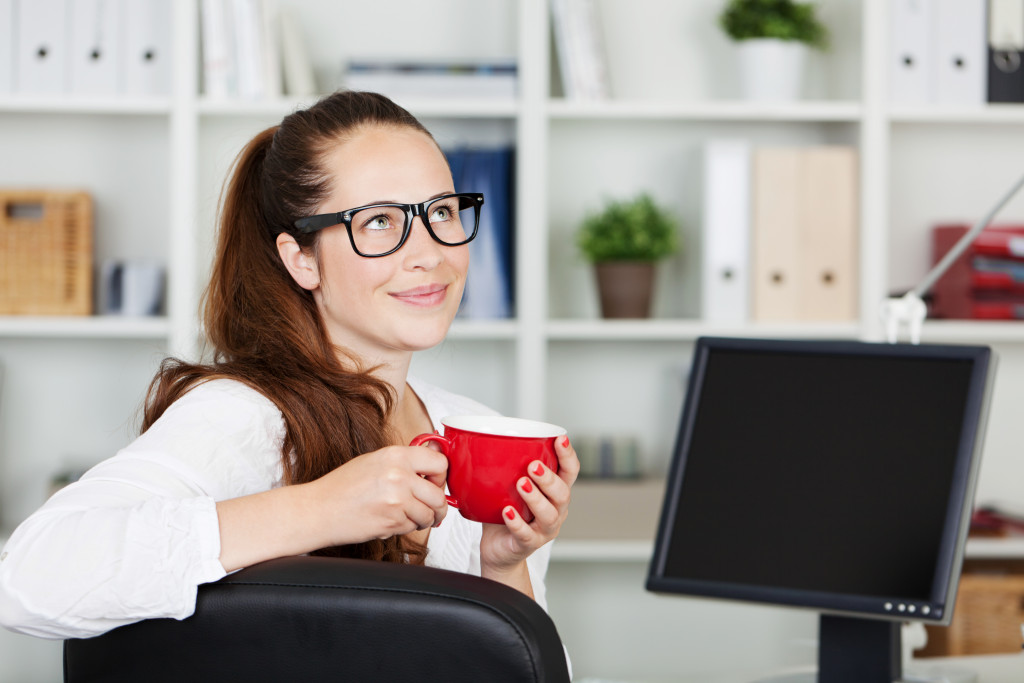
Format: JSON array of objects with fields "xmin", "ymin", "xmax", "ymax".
[
  {"xmin": 521, "ymin": 478, "xmax": 533, "ymax": 493},
  {"xmin": 561, "ymin": 436, "xmax": 570, "ymax": 448},
  {"xmin": 504, "ymin": 507, "xmax": 516, "ymax": 521},
  {"xmin": 532, "ymin": 463, "xmax": 545, "ymax": 477}
]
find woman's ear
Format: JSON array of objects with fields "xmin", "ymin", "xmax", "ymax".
[{"xmin": 276, "ymin": 233, "xmax": 320, "ymax": 291}]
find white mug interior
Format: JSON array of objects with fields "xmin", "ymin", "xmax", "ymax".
[{"xmin": 442, "ymin": 415, "xmax": 566, "ymax": 439}]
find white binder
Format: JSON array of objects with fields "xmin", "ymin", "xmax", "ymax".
[
  {"xmin": 16, "ymin": 0, "xmax": 69, "ymax": 95},
  {"xmin": 122, "ymin": 0, "xmax": 172, "ymax": 96},
  {"xmin": 701, "ymin": 140, "xmax": 751, "ymax": 324},
  {"xmin": 0, "ymin": 0, "xmax": 13, "ymax": 94},
  {"xmin": 889, "ymin": 0, "xmax": 934, "ymax": 104},
  {"xmin": 70, "ymin": 0, "xmax": 121, "ymax": 96},
  {"xmin": 933, "ymin": 0, "xmax": 987, "ymax": 104}
]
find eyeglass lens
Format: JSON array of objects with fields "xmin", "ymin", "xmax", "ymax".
[{"xmin": 350, "ymin": 195, "xmax": 477, "ymax": 256}]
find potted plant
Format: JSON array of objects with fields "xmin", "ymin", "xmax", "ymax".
[
  {"xmin": 718, "ymin": 0, "xmax": 829, "ymax": 101},
  {"xmin": 577, "ymin": 193, "xmax": 679, "ymax": 319}
]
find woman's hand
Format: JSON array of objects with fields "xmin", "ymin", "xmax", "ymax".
[
  {"xmin": 479, "ymin": 435, "xmax": 580, "ymax": 593},
  {"xmin": 217, "ymin": 445, "xmax": 448, "ymax": 572},
  {"xmin": 309, "ymin": 445, "xmax": 450, "ymax": 546}
]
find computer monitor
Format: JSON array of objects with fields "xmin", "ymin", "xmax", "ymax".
[{"xmin": 646, "ymin": 337, "xmax": 997, "ymax": 683}]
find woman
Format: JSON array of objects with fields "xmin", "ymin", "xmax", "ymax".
[{"xmin": 0, "ymin": 91, "xmax": 579, "ymax": 639}]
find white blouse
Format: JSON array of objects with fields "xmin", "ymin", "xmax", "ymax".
[{"xmin": 0, "ymin": 376, "xmax": 551, "ymax": 639}]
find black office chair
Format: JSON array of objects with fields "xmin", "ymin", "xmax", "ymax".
[{"xmin": 63, "ymin": 555, "xmax": 571, "ymax": 682}]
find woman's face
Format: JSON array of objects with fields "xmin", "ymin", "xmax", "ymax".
[{"xmin": 308, "ymin": 125, "xmax": 469, "ymax": 363}]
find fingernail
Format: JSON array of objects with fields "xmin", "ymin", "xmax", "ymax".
[
  {"xmin": 520, "ymin": 478, "xmax": 533, "ymax": 493},
  {"xmin": 561, "ymin": 436, "xmax": 570, "ymax": 448},
  {"xmin": 504, "ymin": 507, "xmax": 516, "ymax": 521},
  {"xmin": 532, "ymin": 462, "xmax": 545, "ymax": 477}
]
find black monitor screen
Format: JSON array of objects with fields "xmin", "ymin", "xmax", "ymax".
[{"xmin": 647, "ymin": 337, "xmax": 995, "ymax": 625}]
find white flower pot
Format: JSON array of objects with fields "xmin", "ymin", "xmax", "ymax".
[{"xmin": 737, "ymin": 38, "xmax": 809, "ymax": 102}]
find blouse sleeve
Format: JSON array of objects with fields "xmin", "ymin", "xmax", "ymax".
[{"xmin": 0, "ymin": 380, "xmax": 286, "ymax": 639}]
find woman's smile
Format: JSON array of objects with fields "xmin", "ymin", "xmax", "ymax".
[{"xmin": 389, "ymin": 283, "xmax": 450, "ymax": 308}]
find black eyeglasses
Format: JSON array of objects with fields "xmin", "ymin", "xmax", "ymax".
[{"xmin": 293, "ymin": 192, "xmax": 484, "ymax": 258}]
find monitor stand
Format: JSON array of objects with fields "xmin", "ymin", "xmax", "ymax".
[{"xmin": 753, "ymin": 615, "xmax": 976, "ymax": 683}]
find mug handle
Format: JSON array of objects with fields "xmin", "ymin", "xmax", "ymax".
[{"xmin": 409, "ymin": 433, "xmax": 459, "ymax": 508}]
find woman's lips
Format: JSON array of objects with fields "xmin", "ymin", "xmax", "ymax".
[{"xmin": 390, "ymin": 284, "xmax": 449, "ymax": 307}]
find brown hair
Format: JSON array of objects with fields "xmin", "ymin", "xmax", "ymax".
[{"xmin": 142, "ymin": 91, "xmax": 438, "ymax": 564}]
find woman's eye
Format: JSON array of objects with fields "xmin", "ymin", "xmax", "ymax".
[
  {"xmin": 365, "ymin": 215, "xmax": 392, "ymax": 231},
  {"xmin": 431, "ymin": 206, "xmax": 453, "ymax": 222}
]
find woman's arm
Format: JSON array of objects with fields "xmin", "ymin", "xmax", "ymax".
[
  {"xmin": 0, "ymin": 381, "xmax": 281, "ymax": 639},
  {"xmin": 216, "ymin": 445, "xmax": 448, "ymax": 572}
]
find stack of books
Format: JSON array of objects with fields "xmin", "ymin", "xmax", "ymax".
[
  {"xmin": 931, "ymin": 224, "xmax": 1024, "ymax": 320},
  {"xmin": 344, "ymin": 60, "xmax": 517, "ymax": 100}
]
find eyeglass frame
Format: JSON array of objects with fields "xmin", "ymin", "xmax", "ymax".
[{"xmin": 292, "ymin": 192, "xmax": 485, "ymax": 258}]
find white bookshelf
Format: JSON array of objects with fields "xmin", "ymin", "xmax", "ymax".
[
  {"xmin": 4, "ymin": 3, "xmax": 1024, "ymax": 678},
  {"xmin": 1, "ymin": 0, "xmax": 1023, "ymax": 552},
  {"xmin": 1, "ymin": 0, "xmax": 1022, "ymax": 551}
]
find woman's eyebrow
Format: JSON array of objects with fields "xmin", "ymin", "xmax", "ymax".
[{"xmin": 365, "ymin": 191, "xmax": 455, "ymax": 205}]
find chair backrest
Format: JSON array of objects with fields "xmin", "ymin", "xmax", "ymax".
[{"xmin": 64, "ymin": 555, "xmax": 571, "ymax": 683}]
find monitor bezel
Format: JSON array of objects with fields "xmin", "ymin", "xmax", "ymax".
[{"xmin": 646, "ymin": 336, "xmax": 996, "ymax": 626}]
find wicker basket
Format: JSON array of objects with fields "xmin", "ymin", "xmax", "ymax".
[
  {"xmin": 0, "ymin": 190, "xmax": 93, "ymax": 315},
  {"xmin": 923, "ymin": 573, "xmax": 1024, "ymax": 656}
]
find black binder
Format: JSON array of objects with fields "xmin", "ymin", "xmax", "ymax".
[{"xmin": 988, "ymin": 46, "xmax": 1024, "ymax": 102}]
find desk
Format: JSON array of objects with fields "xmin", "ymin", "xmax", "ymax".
[{"xmin": 574, "ymin": 654, "xmax": 1024, "ymax": 683}]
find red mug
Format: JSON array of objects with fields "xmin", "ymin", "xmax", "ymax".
[{"xmin": 410, "ymin": 415, "xmax": 566, "ymax": 524}]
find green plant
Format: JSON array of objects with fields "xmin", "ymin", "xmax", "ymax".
[
  {"xmin": 577, "ymin": 193, "xmax": 679, "ymax": 263},
  {"xmin": 719, "ymin": 0, "xmax": 829, "ymax": 50}
]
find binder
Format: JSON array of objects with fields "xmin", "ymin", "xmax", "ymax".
[
  {"xmin": 201, "ymin": 0, "xmax": 236, "ymax": 97},
  {"xmin": 889, "ymin": 0, "xmax": 934, "ymax": 104},
  {"xmin": 123, "ymin": 0, "xmax": 172, "ymax": 96},
  {"xmin": 279, "ymin": 5, "xmax": 315, "ymax": 97},
  {"xmin": 987, "ymin": 0, "xmax": 1024, "ymax": 102},
  {"xmin": 933, "ymin": 0, "xmax": 987, "ymax": 105},
  {"xmin": 259, "ymin": 0, "xmax": 283, "ymax": 99},
  {"xmin": 232, "ymin": 0, "xmax": 264, "ymax": 99},
  {"xmin": 701, "ymin": 140, "xmax": 751, "ymax": 324},
  {"xmin": 549, "ymin": 0, "xmax": 610, "ymax": 100},
  {"xmin": 70, "ymin": 0, "xmax": 120, "ymax": 96},
  {"xmin": 797, "ymin": 147, "xmax": 858, "ymax": 321},
  {"xmin": 449, "ymin": 147, "xmax": 514, "ymax": 319},
  {"xmin": 751, "ymin": 148, "xmax": 802, "ymax": 321},
  {"xmin": 16, "ymin": 0, "xmax": 70, "ymax": 95},
  {"xmin": 0, "ymin": 0, "xmax": 13, "ymax": 94}
]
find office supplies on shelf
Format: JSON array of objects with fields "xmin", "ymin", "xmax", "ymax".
[
  {"xmin": 934, "ymin": 0, "xmax": 987, "ymax": 105},
  {"xmin": 883, "ymin": 170, "xmax": 1024, "ymax": 342},
  {"xmin": 988, "ymin": 0, "xmax": 1024, "ymax": 102},
  {"xmin": 701, "ymin": 139, "xmax": 751, "ymax": 324},
  {"xmin": 0, "ymin": 190, "xmax": 93, "ymax": 316},
  {"xmin": 890, "ymin": 0, "xmax": 934, "ymax": 104},
  {"xmin": 15, "ymin": 0, "xmax": 68, "ymax": 95},
  {"xmin": 930, "ymin": 224, "xmax": 1024, "ymax": 319},
  {"xmin": 648, "ymin": 336, "xmax": 996, "ymax": 683},
  {"xmin": 99, "ymin": 260, "xmax": 165, "ymax": 317}
]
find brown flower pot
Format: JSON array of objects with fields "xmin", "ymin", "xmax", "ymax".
[{"xmin": 594, "ymin": 261, "xmax": 656, "ymax": 318}]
